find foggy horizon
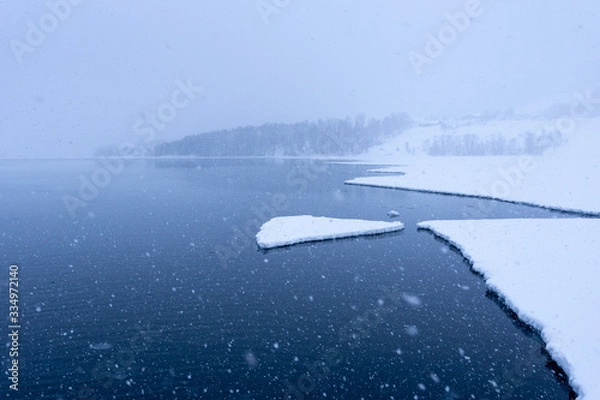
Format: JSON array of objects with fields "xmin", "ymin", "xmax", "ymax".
[{"xmin": 2, "ymin": 0, "xmax": 599, "ymax": 158}]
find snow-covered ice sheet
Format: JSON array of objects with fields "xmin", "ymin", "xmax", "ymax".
[
  {"xmin": 417, "ymin": 218, "xmax": 600, "ymax": 400},
  {"xmin": 256, "ymin": 215, "xmax": 404, "ymax": 249},
  {"xmin": 346, "ymin": 154, "xmax": 600, "ymax": 215},
  {"xmin": 345, "ymin": 117, "xmax": 600, "ymax": 215}
]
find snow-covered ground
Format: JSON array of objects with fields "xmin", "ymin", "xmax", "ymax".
[
  {"xmin": 346, "ymin": 117, "xmax": 600, "ymax": 215},
  {"xmin": 255, "ymin": 215, "xmax": 404, "ymax": 249},
  {"xmin": 418, "ymin": 219, "xmax": 600, "ymax": 400},
  {"xmin": 362, "ymin": 117, "xmax": 565, "ymax": 158}
]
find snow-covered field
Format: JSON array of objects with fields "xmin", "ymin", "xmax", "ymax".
[
  {"xmin": 418, "ymin": 219, "xmax": 600, "ymax": 400},
  {"xmin": 361, "ymin": 117, "xmax": 569, "ymax": 158},
  {"xmin": 255, "ymin": 215, "xmax": 404, "ymax": 249},
  {"xmin": 346, "ymin": 117, "xmax": 600, "ymax": 215}
]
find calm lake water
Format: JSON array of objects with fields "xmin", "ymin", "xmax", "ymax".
[{"xmin": 1, "ymin": 159, "xmax": 576, "ymax": 399}]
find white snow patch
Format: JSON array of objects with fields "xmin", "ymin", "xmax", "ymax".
[
  {"xmin": 418, "ymin": 218, "xmax": 600, "ymax": 400},
  {"xmin": 255, "ymin": 215, "xmax": 404, "ymax": 249}
]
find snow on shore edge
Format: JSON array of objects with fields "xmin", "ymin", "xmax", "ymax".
[{"xmin": 417, "ymin": 218, "xmax": 600, "ymax": 400}]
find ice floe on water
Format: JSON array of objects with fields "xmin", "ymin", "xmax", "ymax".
[
  {"xmin": 418, "ymin": 218, "xmax": 600, "ymax": 400},
  {"xmin": 255, "ymin": 215, "xmax": 404, "ymax": 249}
]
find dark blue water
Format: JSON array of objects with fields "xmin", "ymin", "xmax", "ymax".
[{"xmin": 0, "ymin": 159, "xmax": 575, "ymax": 399}]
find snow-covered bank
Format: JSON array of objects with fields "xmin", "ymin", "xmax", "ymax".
[
  {"xmin": 360, "ymin": 117, "xmax": 567, "ymax": 159},
  {"xmin": 256, "ymin": 216, "xmax": 404, "ymax": 249},
  {"xmin": 417, "ymin": 218, "xmax": 600, "ymax": 400},
  {"xmin": 346, "ymin": 117, "xmax": 600, "ymax": 215}
]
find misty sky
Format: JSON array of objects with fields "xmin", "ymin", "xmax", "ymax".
[{"xmin": 1, "ymin": 0, "xmax": 598, "ymax": 158}]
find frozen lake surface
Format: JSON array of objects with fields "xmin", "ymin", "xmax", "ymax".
[{"xmin": 0, "ymin": 159, "xmax": 579, "ymax": 399}]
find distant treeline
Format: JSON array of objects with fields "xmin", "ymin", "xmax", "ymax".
[
  {"xmin": 424, "ymin": 130, "xmax": 564, "ymax": 156},
  {"xmin": 153, "ymin": 113, "xmax": 411, "ymax": 157}
]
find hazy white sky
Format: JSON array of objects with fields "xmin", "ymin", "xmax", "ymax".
[{"xmin": 1, "ymin": 0, "xmax": 598, "ymax": 158}]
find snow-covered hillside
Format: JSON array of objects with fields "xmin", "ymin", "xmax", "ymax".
[
  {"xmin": 349, "ymin": 117, "xmax": 600, "ymax": 215},
  {"xmin": 362, "ymin": 117, "xmax": 576, "ymax": 159}
]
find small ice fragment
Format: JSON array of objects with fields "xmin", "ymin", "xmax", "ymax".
[
  {"xmin": 395, "ymin": 348, "xmax": 402, "ymax": 355},
  {"xmin": 388, "ymin": 210, "xmax": 400, "ymax": 218},
  {"xmin": 273, "ymin": 343, "xmax": 279, "ymax": 349}
]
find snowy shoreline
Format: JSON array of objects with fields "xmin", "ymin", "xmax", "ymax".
[
  {"xmin": 418, "ymin": 219, "xmax": 600, "ymax": 400},
  {"xmin": 337, "ymin": 117, "xmax": 600, "ymax": 399},
  {"xmin": 346, "ymin": 178, "xmax": 600, "ymax": 216}
]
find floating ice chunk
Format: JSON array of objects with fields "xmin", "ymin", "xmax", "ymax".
[
  {"xmin": 256, "ymin": 215, "xmax": 404, "ymax": 249},
  {"xmin": 89, "ymin": 342, "xmax": 113, "ymax": 351},
  {"xmin": 388, "ymin": 210, "xmax": 400, "ymax": 218}
]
